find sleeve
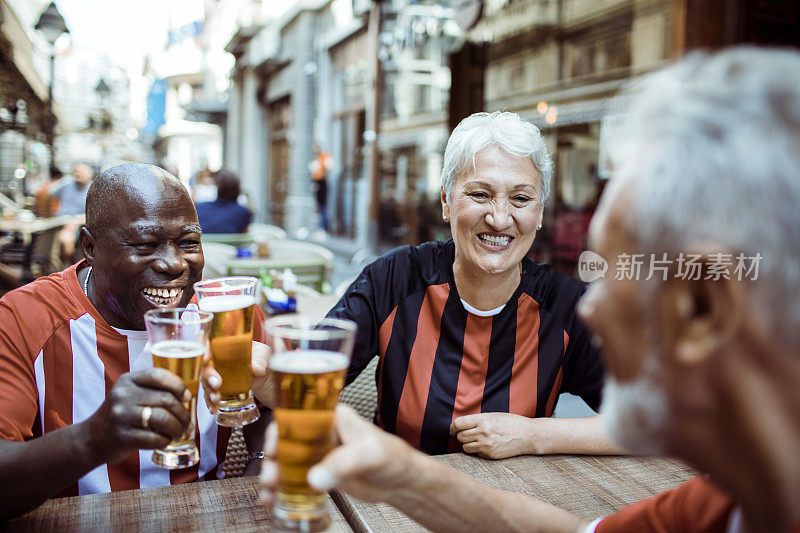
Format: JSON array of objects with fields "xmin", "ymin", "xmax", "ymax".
[
  {"xmin": 584, "ymin": 518, "xmax": 603, "ymax": 533},
  {"xmin": 560, "ymin": 284, "xmax": 605, "ymax": 411},
  {"xmin": 0, "ymin": 297, "xmax": 40, "ymax": 441},
  {"xmin": 326, "ymin": 251, "xmax": 407, "ymax": 385},
  {"xmin": 326, "ymin": 264, "xmax": 383, "ymax": 385},
  {"xmin": 596, "ymin": 477, "xmax": 734, "ymax": 533}
]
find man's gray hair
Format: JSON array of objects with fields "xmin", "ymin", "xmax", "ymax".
[
  {"xmin": 440, "ymin": 111, "xmax": 552, "ymax": 206},
  {"xmin": 610, "ymin": 46, "xmax": 800, "ymax": 345}
]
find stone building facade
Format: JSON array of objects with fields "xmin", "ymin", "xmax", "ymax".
[{"xmin": 224, "ymin": 0, "xmax": 800, "ymax": 254}]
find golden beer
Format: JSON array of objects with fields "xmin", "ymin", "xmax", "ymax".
[
  {"xmin": 197, "ymin": 291, "xmax": 260, "ymax": 426},
  {"xmin": 271, "ymin": 350, "xmax": 349, "ymax": 521},
  {"xmin": 150, "ymin": 340, "xmax": 204, "ymax": 468}
]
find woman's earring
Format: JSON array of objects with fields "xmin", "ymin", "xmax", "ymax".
[
  {"xmin": 443, "ymin": 214, "xmax": 449, "ymax": 222},
  {"xmin": 537, "ymin": 224, "xmax": 542, "ymax": 230}
]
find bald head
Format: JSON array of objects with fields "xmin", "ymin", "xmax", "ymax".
[
  {"xmin": 86, "ymin": 163, "xmax": 191, "ymax": 238},
  {"xmin": 80, "ymin": 162, "xmax": 204, "ymax": 330}
]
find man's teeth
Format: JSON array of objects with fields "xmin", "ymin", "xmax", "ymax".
[
  {"xmin": 479, "ymin": 234, "xmax": 511, "ymax": 246},
  {"xmin": 142, "ymin": 287, "xmax": 181, "ymax": 302}
]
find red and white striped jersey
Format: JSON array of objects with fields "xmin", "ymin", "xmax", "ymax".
[
  {"xmin": 0, "ymin": 261, "xmax": 263, "ymax": 496},
  {"xmin": 331, "ymin": 240, "xmax": 605, "ymax": 455}
]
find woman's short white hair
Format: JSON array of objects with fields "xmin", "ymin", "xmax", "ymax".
[
  {"xmin": 440, "ymin": 111, "xmax": 552, "ymax": 207},
  {"xmin": 609, "ymin": 46, "xmax": 800, "ymax": 346}
]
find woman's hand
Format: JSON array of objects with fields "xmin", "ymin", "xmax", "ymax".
[
  {"xmin": 451, "ymin": 413, "xmax": 624, "ymax": 457},
  {"xmin": 450, "ymin": 413, "xmax": 537, "ymax": 459},
  {"xmin": 200, "ymin": 341, "xmax": 272, "ymax": 413}
]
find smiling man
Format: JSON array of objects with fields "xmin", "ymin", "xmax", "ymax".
[
  {"xmin": 81, "ymin": 164, "xmax": 203, "ymax": 328},
  {"xmin": 0, "ymin": 163, "xmax": 263, "ymax": 520}
]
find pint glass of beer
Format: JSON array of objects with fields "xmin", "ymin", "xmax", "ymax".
[
  {"xmin": 265, "ymin": 316, "xmax": 357, "ymax": 533},
  {"xmin": 194, "ymin": 277, "xmax": 261, "ymax": 427},
  {"xmin": 144, "ymin": 307, "xmax": 213, "ymax": 469}
]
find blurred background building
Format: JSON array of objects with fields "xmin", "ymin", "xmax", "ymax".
[
  {"xmin": 53, "ymin": 53, "xmax": 143, "ymax": 172},
  {"xmin": 2, "ymin": 0, "xmax": 799, "ymax": 269},
  {"xmin": 0, "ymin": 0, "xmax": 63, "ymax": 202},
  {"xmin": 1, "ymin": 0, "xmax": 145, "ymax": 200},
  {"xmin": 145, "ymin": 0, "xmax": 252, "ymax": 185},
  {"xmin": 223, "ymin": 0, "xmax": 800, "ymax": 263}
]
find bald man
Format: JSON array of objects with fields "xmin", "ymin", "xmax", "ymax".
[{"xmin": 0, "ymin": 163, "xmax": 267, "ymax": 520}]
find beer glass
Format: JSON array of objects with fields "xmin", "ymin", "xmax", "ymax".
[
  {"xmin": 194, "ymin": 277, "xmax": 261, "ymax": 427},
  {"xmin": 144, "ymin": 307, "xmax": 213, "ymax": 469},
  {"xmin": 265, "ymin": 316, "xmax": 357, "ymax": 533}
]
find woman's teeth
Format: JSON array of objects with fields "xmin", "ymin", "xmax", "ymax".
[{"xmin": 479, "ymin": 234, "xmax": 511, "ymax": 246}]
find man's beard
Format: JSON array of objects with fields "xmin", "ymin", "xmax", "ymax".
[{"xmin": 601, "ymin": 358, "xmax": 671, "ymax": 455}]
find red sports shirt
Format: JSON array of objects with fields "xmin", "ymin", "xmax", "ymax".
[
  {"xmin": 0, "ymin": 261, "xmax": 265, "ymax": 495},
  {"xmin": 598, "ymin": 476, "xmax": 800, "ymax": 532}
]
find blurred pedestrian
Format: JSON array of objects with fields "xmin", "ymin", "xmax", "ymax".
[
  {"xmin": 196, "ymin": 170, "xmax": 252, "ymax": 234},
  {"xmin": 309, "ymin": 144, "xmax": 333, "ymax": 239},
  {"xmin": 35, "ymin": 167, "xmax": 63, "ymax": 218},
  {"xmin": 51, "ymin": 164, "xmax": 92, "ymax": 217},
  {"xmin": 192, "ymin": 168, "xmax": 217, "ymax": 204},
  {"xmin": 51, "ymin": 163, "xmax": 92, "ymax": 263}
]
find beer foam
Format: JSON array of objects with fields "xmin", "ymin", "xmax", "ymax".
[
  {"xmin": 197, "ymin": 294, "xmax": 256, "ymax": 313},
  {"xmin": 151, "ymin": 340, "xmax": 206, "ymax": 359},
  {"xmin": 269, "ymin": 350, "xmax": 349, "ymax": 374}
]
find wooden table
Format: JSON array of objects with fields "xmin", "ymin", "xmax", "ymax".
[
  {"xmin": 4, "ymin": 451, "xmax": 696, "ymax": 532},
  {"xmin": 331, "ymin": 453, "xmax": 697, "ymax": 532},
  {"xmin": 0, "ymin": 215, "xmax": 74, "ymax": 244},
  {"xmin": 7, "ymin": 476, "xmax": 352, "ymax": 532}
]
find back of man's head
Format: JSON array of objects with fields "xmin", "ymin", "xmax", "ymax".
[
  {"xmin": 610, "ymin": 46, "xmax": 800, "ymax": 346},
  {"xmin": 73, "ymin": 163, "xmax": 93, "ymax": 185},
  {"xmin": 215, "ymin": 170, "xmax": 241, "ymax": 201}
]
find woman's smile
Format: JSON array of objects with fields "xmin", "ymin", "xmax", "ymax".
[{"xmin": 476, "ymin": 232, "xmax": 514, "ymax": 250}]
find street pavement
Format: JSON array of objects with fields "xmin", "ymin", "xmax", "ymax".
[{"xmin": 313, "ymin": 233, "xmax": 379, "ymax": 294}]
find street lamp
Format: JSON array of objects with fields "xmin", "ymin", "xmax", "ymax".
[
  {"xmin": 34, "ymin": 2, "xmax": 69, "ymax": 174},
  {"xmin": 95, "ymin": 78, "xmax": 113, "ymax": 168},
  {"xmin": 95, "ymin": 78, "xmax": 111, "ymax": 100}
]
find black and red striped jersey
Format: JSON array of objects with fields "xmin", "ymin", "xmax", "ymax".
[{"xmin": 328, "ymin": 240, "xmax": 605, "ymax": 455}]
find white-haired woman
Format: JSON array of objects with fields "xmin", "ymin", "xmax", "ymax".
[
  {"xmin": 325, "ymin": 111, "xmax": 620, "ymax": 457},
  {"xmin": 203, "ymin": 111, "xmax": 620, "ymax": 458}
]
